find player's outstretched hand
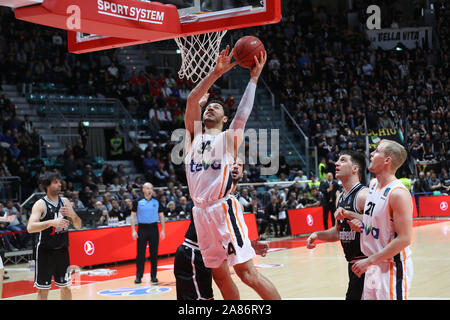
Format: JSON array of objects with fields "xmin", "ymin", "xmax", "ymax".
[
  {"xmin": 213, "ymin": 45, "xmax": 238, "ymax": 76},
  {"xmin": 52, "ymin": 217, "xmax": 70, "ymax": 229},
  {"xmin": 250, "ymin": 50, "xmax": 266, "ymax": 81},
  {"xmin": 334, "ymin": 207, "xmax": 346, "ymax": 221},
  {"xmin": 347, "ymin": 219, "xmax": 362, "ymax": 233},
  {"xmin": 306, "ymin": 232, "xmax": 318, "ymax": 249},
  {"xmin": 252, "ymin": 237, "xmax": 269, "ymax": 257}
]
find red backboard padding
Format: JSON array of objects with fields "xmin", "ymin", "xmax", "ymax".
[
  {"xmin": 13, "ymin": 0, "xmax": 281, "ymax": 53},
  {"xmin": 15, "ymin": 0, "xmax": 181, "ymax": 40}
]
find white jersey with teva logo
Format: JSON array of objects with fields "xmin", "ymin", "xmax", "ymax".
[
  {"xmin": 185, "ymin": 131, "xmax": 235, "ymax": 207},
  {"xmin": 361, "ymin": 178, "xmax": 412, "ymax": 262}
]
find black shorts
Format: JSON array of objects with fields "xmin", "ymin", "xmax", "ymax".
[
  {"xmin": 174, "ymin": 242, "xmax": 213, "ymax": 300},
  {"xmin": 346, "ymin": 262, "xmax": 365, "ymax": 300},
  {"xmin": 35, "ymin": 245, "xmax": 71, "ymax": 290}
]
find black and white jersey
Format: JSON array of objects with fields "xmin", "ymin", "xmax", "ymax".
[
  {"xmin": 336, "ymin": 183, "xmax": 367, "ymax": 262},
  {"xmin": 36, "ymin": 196, "xmax": 69, "ymax": 250}
]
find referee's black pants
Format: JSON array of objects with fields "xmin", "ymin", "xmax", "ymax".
[{"xmin": 136, "ymin": 223, "xmax": 159, "ymax": 280}]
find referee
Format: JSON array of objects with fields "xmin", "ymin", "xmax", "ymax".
[{"xmin": 131, "ymin": 182, "xmax": 165, "ymax": 284}]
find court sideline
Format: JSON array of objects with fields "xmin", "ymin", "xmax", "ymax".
[{"xmin": 2, "ymin": 219, "xmax": 449, "ymax": 300}]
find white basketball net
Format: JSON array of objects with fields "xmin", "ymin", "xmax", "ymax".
[{"xmin": 174, "ymin": 30, "xmax": 228, "ymax": 83}]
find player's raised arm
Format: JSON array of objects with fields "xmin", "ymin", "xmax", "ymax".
[
  {"xmin": 185, "ymin": 45, "xmax": 238, "ymax": 137},
  {"xmin": 227, "ymin": 51, "xmax": 266, "ymax": 154}
]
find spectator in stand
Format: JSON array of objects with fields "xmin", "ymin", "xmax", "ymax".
[
  {"xmin": 178, "ymin": 83, "xmax": 191, "ymax": 103},
  {"xmin": 285, "ymin": 192, "xmax": 298, "ymax": 210},
  {"xmin": 414, "ymin": 171, "xmax": 431, "ymax": 194},
  {"xmin": 158, "ymin": 106, "xmax": 173, "ymax": 131},
  {"xmin": 305, "ymin": 186, "xmax": 322, "ymax": 208},
  {"xmin": 94, "ymin": 201, "xmax": 109, "ymax": 225},
  {"xmin": 158, "ymin": 194, "xmax": 168, "ymax": 212},
  {"xmin": 175, "ymin": 196, "xmax": 192, "ymax": 219},
  {"xmin": 292, "ymin": 170, "xmax": 308, "ymax": 189},
  {"xmin": 440, "ymin": 170, "xmax": 450, "ymax": 195},
  {"xmin": 0, "ymin": 128, "xmax": 11, "ymax": 146},
  {"xmin": 70, "ymin": 191, "xmax": 85, "ymax": 210},
  {"xmin": 0, "ymin": 202, "xmax": 18, "ymax": 251},
  {"xmin": 109, "ymin": 177, "xmax": 122, "ymax": 192},
  {"xmin": 1, "ymin": 201, "xmax": 29, "ymax": 249},
  {"xmin": 79, "ymin": 186, "xmax": 93, "ymax": 207},
  {"xmin": 129, "ymin": 71, "xmax": 140, "ymax": 96},
  {"xmin": 81, "ymin": 164, "xmax": 97, "ymax": 187},
  {"xmin": 429, "ymin": 172, "xmax": 442, "ymax": 194},
  {"xmin": 143, "ymin": 151, "xmax": 158, "ymax": 181},
  {"xmin": 132, "ymin": 177, "xmax": 144, "ymax": 190},
  {"xmin": 278, "ymin": 198, "xmax": 288, "ymax": 237},
  {"xmin": 265, "ymin": 195, "xmax": 282, "ymax": 237},
  {"xmin": 9, "ymin": 142, "xmax": 21, "ymax": 159},
  {"xmin": 109, "ymin": 199, "xmax": 127, "ymax": 222},
  {"xmin": 123, "ymin": 198, "xmax": 134, "ymax": 220},
  {"xmin": 73, "ymin": 139, "xmax": 88, "ymax": 166},
  {"xmin": 154, "ymin": 163, "xmax": 169, "ymax": 187},
  {"xmin": 102, "ymin": 164, "xmax": 117, "ymax": 186},
  {"xmin": 164, "ymin": 201, "xmax": 178, "ymax": 219},
  {"xmin": 96, "ymin": 176, "xmax": 107, "ymax": 193},
  {"xmin": 102, "ymin": 192, "xmax": 113, "ymax": 212},
  {"xmin": 86, "ymin": 195, "xmax": 98, "ymax": 210},
  {"xmin": 238, "ymin": 188, "xmax": 253, "ymax": 213},
  {"xmin": 116, "ymin": 164, "xmax": 128, "ymax": 181},
  {"xmin": 319, "ymin": 172, "xmax": 339, "ymax": 230},
  {"xmin": 130, "ymin": 142, "xmax": 145, "ymax": 172}
]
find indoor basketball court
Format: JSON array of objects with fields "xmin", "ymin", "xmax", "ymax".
[{"xmin": 2, "ymin": 218, "xmax": 449, "ymax": 300}]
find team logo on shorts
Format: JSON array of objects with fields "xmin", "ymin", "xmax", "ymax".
[
  {"xmin": 365, "ymin": 265, "xmax": 382, "ymax": 290},
  {"xmin": 440, "ymin": 201, "xmax": 448, "ymax": 211},
  {"xmin": 98, "ymin": 286, "xmax": 171, "ymax": 296},
  {"xmin": 84, "ymin": 241, "xmax": 95, "ymax": 255}
]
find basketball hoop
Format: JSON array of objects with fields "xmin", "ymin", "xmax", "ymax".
[{"xmin": 174, "ymin": 30, "xmax": 228, "ymax": 83}]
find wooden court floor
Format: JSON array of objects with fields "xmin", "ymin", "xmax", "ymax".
[{"xmin": 3, "ymin": 219, "xmax": 450, "ymax": 300}]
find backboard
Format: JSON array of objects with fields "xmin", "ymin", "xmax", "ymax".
[{"xmin": 3, "ymin": 0, "xmax": 280, "ymax": 53}]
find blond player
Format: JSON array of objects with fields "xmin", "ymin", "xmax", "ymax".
[
  {"xmin": 351, "ymin": 139, "xmax": 413, "ymax": 300},
  {"xmin": 183, "ymin": 46, "xmax": 280, "ymax": 300}
]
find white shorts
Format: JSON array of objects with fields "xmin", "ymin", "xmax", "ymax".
[
  {"xmin": 0, "ymin": 255, "xmax": 3, "ymax": 269},
  {"xmin": 362, "ymin": 256, "xmax": 413, "ymax": 300},
  {"xmin": 192, "ymin": 196, "xmax": 255, "ymax": 269}
]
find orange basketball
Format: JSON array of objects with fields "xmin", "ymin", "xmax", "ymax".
[{"xmin": 233, "ymin": 36, "xmax": 265, "ymax": 69}]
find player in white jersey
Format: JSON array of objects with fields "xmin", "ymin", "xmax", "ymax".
[
  {"xmin": 351, "ymin": 139, "xmax": 413, "ymax": 300},
  {"xmin": 184, "ymin": 46, "xmax": 280, "ymax": 300}
]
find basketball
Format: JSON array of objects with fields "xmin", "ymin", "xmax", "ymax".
[{"xmin": 233, "ymin": 36, "xmax": 265, "ymax": 69}]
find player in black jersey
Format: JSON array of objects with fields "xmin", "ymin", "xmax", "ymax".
[
  {"xmin": 27, "ymin": 173, "xmax": 82, "ymax": 300},
  {"xmin": 306, "ymin": 150, "xmax": 368, "ymax": 300},
  {"xmin": 174, "ymin": 161, "xmax": 269, "ymax": 300}
]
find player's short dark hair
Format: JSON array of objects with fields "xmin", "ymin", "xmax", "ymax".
[
  {"xmin": 340, "ymin": 150, "xmax": 366, "ymax": 179},
  {"xmin": 40, "ymin": 172, "xmax": 61, "ymax": 190},
  {"xmin": 206, "ymin": 100, "xmax": 229, "ymax": 117}
]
